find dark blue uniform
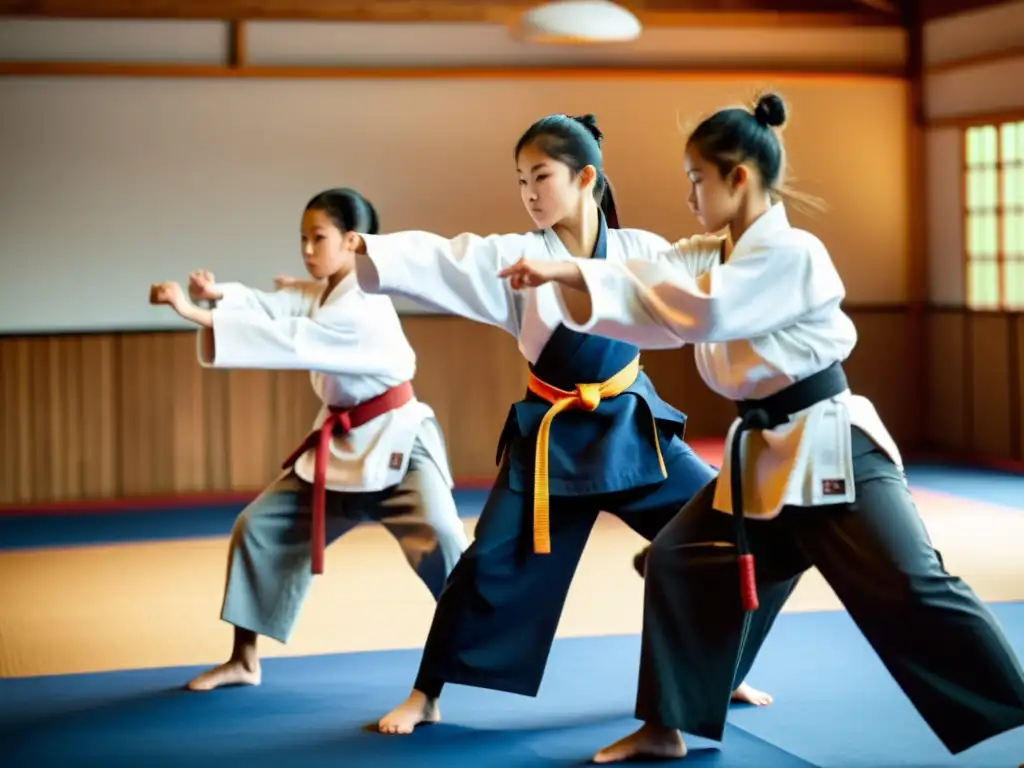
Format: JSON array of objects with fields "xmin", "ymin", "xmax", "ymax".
[{"xmin": 411, "ymin": 214, "xmax": 716, "ymax": 699}]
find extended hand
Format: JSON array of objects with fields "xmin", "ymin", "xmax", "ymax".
[
  {"xmin": 498, "ymin": 258, "xmax": 581, "ymax": 291},
  {"xmin": 188, "ymin": 270, "xmax": 222, "ymax": 302},
  {"xmin": 151, "ymin": 280, "xmax": 213, "ymax": 328}
]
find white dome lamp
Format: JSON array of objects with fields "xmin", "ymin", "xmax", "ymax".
[{"xmin": 514, "ymin": 0, "xmax": 643, "ymax": 45}]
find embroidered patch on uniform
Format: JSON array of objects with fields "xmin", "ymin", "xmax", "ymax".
[
  {"xmin": 389, "ymin": 452, "xmax": 404, "ymax": 470},
  {"xmin": 821, "ymin": 479, "xmax": 847, "ymax": 495}
]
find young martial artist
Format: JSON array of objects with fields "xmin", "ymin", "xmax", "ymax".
[
  {"xmin": 343, "ymin": 113, "xmax": 767, "ymax": 734},
  {"xmin": 500, "ymin": 92, "xmax": 1024, "ymax": 763},
  {"xmin": 149, "ymin": 188, "xmax": 469, "ymax": 692}
]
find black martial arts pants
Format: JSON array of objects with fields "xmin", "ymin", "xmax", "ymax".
[
  {"xmin": 637, "ymin": 428, "xmax": 1024, "ymax": 755},
  {"xmin": 412, "ymin": 438, "xmax": 716, "ymax": 699}
]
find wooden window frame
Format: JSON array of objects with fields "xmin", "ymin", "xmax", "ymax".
[{"xmin": 962, "ymin": 118, "xmax": 1024, "ymax": 311}]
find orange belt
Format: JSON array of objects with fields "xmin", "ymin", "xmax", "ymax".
[
  {"xmin": 281, "ymin": 381, "xmax": 414, "ymax": 575},
  {"xmin": 526, "ymin": 356, "xmax": 666, "ymax": 555}
]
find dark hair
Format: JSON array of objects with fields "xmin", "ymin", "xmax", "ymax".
[
  {"xmin": 514, "ymin": 113, "xmax": 620, "ymax": 228},
  {"xmin": 304, "ymin": 188, "xmax": 380, "ymax": 235},
  {"xmin": 686, "ymin": 92, "xmax": 823, "ymax": 212}
]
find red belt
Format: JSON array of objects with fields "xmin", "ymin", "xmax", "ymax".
[{"xmin": 281, "ymin": 381, "xmax": 414, "ymax": 575}]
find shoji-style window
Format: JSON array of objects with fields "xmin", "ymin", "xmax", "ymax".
[{"xmin": 964, "ymin": 120, "xmax": 1024, "ymax": 310}]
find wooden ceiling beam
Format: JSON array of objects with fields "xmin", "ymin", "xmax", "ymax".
[{"xmin": 0, "ymin": 0, "xmax": 901, "ymax": 27}]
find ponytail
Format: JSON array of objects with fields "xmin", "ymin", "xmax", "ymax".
[{"xmin": 601, "ymin": 175, "xmax": 620, "ymax": 229}]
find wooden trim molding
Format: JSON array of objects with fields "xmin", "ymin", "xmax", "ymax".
[
  {"xmin": 0, "ymin": 61, "xmax": 909, "ymax": 79},
  {"xmin": 928, "ymin": 110, "xmax": 1024, "ymax": 130},
  {"xmin": 0, "ymin": 1, "xmax": 901, "ymax": 28}
]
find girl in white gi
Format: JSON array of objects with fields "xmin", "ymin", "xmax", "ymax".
[
  {"xmin": 343, "ymin": 113, "xmax": 768, "ymax": 735},
  {"xmin": 149, "ymin": 188, "xmax": 469, "ymax": 692},
  {"xmin": 499, "ymin": 93, "xmax": 1024, "ymax": 763}
]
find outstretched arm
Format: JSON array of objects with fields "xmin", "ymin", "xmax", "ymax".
[
  {"xmin": 199, "ymin": 309, "xmax": 402, "ymax": 376},
  {"xmin": 187, "ymin": 269, "xmax": 320, "ymax": 319},
  {"xmin": 150, "ymin": 281, "xmax": 401, "ymax": 376},
  {"xmin": 352, "ymin": 231, "xmax": 526, "ymax": 336},
  {"xmin": 500, "ymin": 240, "xmax": 844, "ymax": 348}
]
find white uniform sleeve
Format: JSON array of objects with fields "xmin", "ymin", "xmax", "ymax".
[
  {"xmin": 211, "ymin": 282, "xmax": 319, "ymax": 318},
  {"xmin": 198, "ymin": 296, "xmax": 404, "ymax": 377},
  {"xmin": 559, "ymin": 239, "xmax": 845, "ymax": 346},
  {"xmin": 354, "ymin": 231, "xmax": 524, "ymax": 336}
]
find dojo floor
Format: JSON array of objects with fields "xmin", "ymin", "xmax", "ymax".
[{"xmin": 2, "ymin": 440, "xmax": 1023, "ymax": 767}]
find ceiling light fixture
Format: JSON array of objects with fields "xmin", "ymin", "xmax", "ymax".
[{"xmin": 512, "ymin": 1, "xmax": 643, "ymax": 45}]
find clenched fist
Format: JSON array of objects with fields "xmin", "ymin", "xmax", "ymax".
[{"xmin": 149, "ymin": 281, "xmax": 186, "ymax": 310}]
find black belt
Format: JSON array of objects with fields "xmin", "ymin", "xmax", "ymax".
[{"xmin": 729, "ymin": 362, "xmax": 849, "ymax": 612}]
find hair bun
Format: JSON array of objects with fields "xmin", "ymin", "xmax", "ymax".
[
  {"xmin": 570, "ymin": 113, "xmax": 604, "ymax": 145},
  {"xmin": 753, "ymin": 93, "xmax": 786, "ymax": 128}
]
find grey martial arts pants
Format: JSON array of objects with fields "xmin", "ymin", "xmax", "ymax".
[
  {"xmin": 220, "ymin": 438, "xmax": 469, "ymax": 644},
  {"xmin": 637, "ymin": 427, "xmax": 1024, "ymax": 755}
]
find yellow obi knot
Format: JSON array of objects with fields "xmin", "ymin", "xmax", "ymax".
[
  {"xmin": 575, "ymin": 383, "xmax": 602, "ymax": 411},
  {"xmin": 526, "ymin": 355, "xmax": 666, "ymax": 555}
]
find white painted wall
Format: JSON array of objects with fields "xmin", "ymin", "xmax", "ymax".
[{"xmin": 0, "ymin": 19, "xmax": 909, "ymax": 332}]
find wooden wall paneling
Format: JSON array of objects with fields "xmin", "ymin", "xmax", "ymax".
[
  {"xmin": 926, "ymin": 309, "xmax": 967, "ymax": 451},
  {"xmin": 225, "ymin": 368, "xmax": 274, "ymax": 490},
  {"xmin": 34, "ymin": 336, "xmax": 88, "ymax": 501},
  {"xmin": 79, "ymin": 334, "xmax": 118, "ymax": 499},
  {"xmin": 6, "ymin": 304, "xmax": 1024, "ymax": 509},
  {"xmin": 0, "ymin": 334, "xmax": 118, "ymax": 504},
  {"xmin": 202, "ymin": 363, "xmax": 233, "ymax": 493},
  {"xmin": 19, "ymin": 339, "xmax": 41, "ymax": 501},
  {"xmin": 2, "ymin": 339, "xmax": 33, "ymax": 503},
  {"xmin": 639, "ymin": 348, "xmax": 734, "ymax": 440},
  {"xmin": 23, "ymin": 339, "xmax": 48, "ymax": 500},
  {"xmin": 391, "ymin": 318, "xmax": 450, "ymax": 462},
  {"xmin": 16, "ymin": 338, "xmax": 42, "ymax": 502},
  {"xmin": 1011, "ymin": 313, "xmax": 1019, "ymax": 462},
  {"xmin": 0, "ymin": 340, "xmax": 16, "ymax": 502},
  {"xmin": 28, "ymin": 338, "xmax": 55, "ymax": 500},
  {"xmin": 168, "ymin": 332, "xmax": 211, "ymax": 495},
  {"xmin": 116, "ymin": 333, "xmax": 147, "ymax": 497},
  {"xmin": 843, "ymin": 308, "xmax": 917, "ymax": 446},
  {"xmin": 1015, "ymin": 313, "xmax": 1024, "ymax": 460},
  {"xmin": 49, "ymin": 335, "xmax": 81, "ymax": 499},
  {"xmin": 1, "ymin": 338, "xmax": 22, "ymax": 503},
  {"xmin": 118, "ymin": 332, "xmax": 180, "ymax": 496},
  {"xmin": 968, "ymin": 313, "xmax": 1012, "ymax": 458},
  {"xmin": 268, "ymin": 369, "xmax": 321, "ymax": 477},
  {"xmin": 403, "ymin": 317, "xmax": 528, "ymax": 480}
]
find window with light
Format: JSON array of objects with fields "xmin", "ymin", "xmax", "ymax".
[{"xmin": 964, "ymin": 120, "xmax": 1024, "ymax": 310}]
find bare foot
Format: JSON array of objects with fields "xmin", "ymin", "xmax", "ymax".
[
  {"xmin": 731, "ymin": 681, "xmax": 773, "ymax": 706},
  {"xmin": 185, "ymin": 659, "xmax": 261, "ymax": 691},
  {"xmin": 378, "ymin": 689, "xmax": 440, "ymax": 734},
  {"xmin": 592, "ymin": 723, "xmax": 687, "ymax": 764}
]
